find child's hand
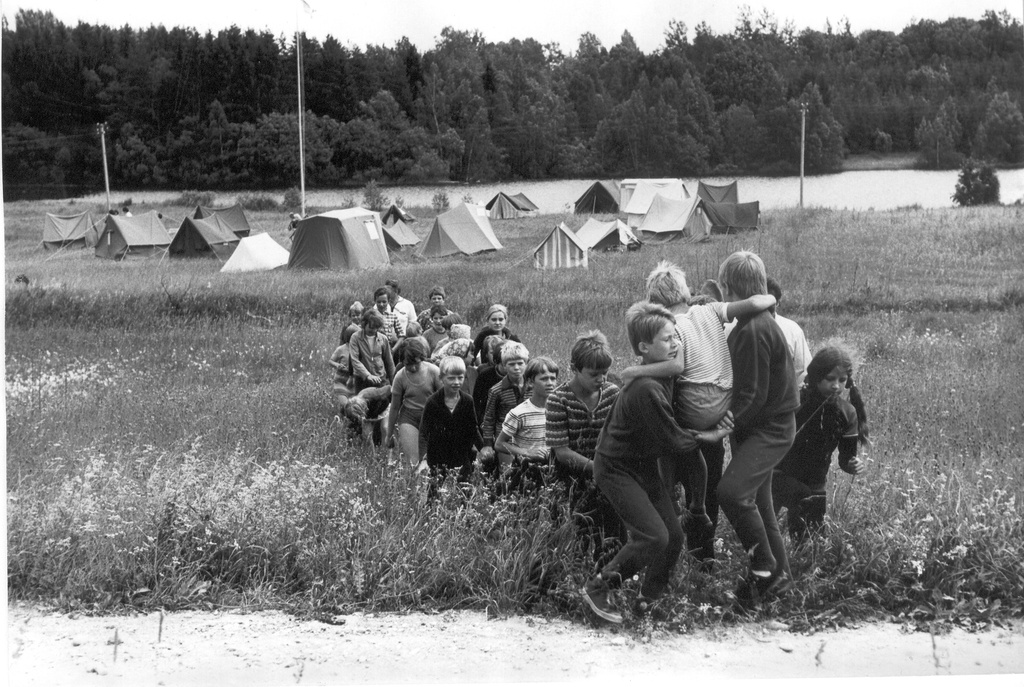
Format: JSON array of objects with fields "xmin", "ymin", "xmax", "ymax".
[
  {"xmin": 843, "ymin": 455, "xmax": 867, "ymax": 475},
  {"xmin": 478, "ymin": 446, "xmax": 496, "ymax": 467},
  {"xmin": 367, "ymin": 375, "xmax": 382, "ymax": 386},
  {"xmin": 620, "ymin": 366, "xmax": 638, "ymax": 383},
  {"xmin": 524, "ymin": 447, "xmax": 549, "ymax": 463},
  {"xmin": 694, "ymin": 426, "xmax": 729, "ymax": 443}
]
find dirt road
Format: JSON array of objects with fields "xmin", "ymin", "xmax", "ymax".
[{"xmin": 7, "ymin": 604, "xmax": 1024, "ymax": 685}]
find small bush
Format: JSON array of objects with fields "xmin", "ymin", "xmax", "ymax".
[
  {"xmin": 165, "ymin": 190, "xmax": 216, "ymax": 207},
  {"xmin": 953, "ymin": 160, "xmax": 1000, "ymax": 206},
  {"xmin": 461, "ymin": 193, "xmax": 474, "ymax": 205},
  {"xmin": 236, "ymin": 192, "xmax": 280, "ymax": 211},
  {"xmin": 282, "ymin": 187, "xmax": 303, "ymax": 211},
  {"xmin": 431, "ymin": 190, "xmax": 450, "ymax": 213},
  {"xmin": 362, "ymin": 181, "xmax": 389, "ymax": 212}
]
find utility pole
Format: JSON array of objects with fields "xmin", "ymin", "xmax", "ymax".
[
  {"xmin": 296, "ymin": 30, "xmax": 306, "ymax": 217},
  {"xmin": 97, "ymin": 122, "xmax": 111, "ymax": 213},
  {"xmin": 799, "ymin": 102, "xmax": 807, "ymax": 209}
]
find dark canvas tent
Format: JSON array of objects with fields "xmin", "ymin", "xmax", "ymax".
[
  {"xmin": 288, "ymin": 207, "xmax": 390, "ymax": 270},
  {"xmin": 573, "ymin": 181, "xmax": 620, "ymax": 214},
  {"xmin": 382, "ymin": 219, "xmax": 419, "ymax": 251},
  {"xmin": 168, "ymin": 216, "xmax": 240, "ymax": 260},
  {"xmin": 697, "ymin": 181, "xmax": 739, "ymax": 203},
  {"xmin": 704, "ymin": 201, "xmax": 760, "ymax": 234},
  {"xmin": 381, "ymin": 204, "xmax": 416, "ymax": 225},
  {"xmin": 533, "ymin": 222, "xmax": 588, "ymax": 269},
  {"xmin": 575, "ymin": 217, "xmax": 640, "ymax": 251},
  {"xmin": 194, "ymin": 203, "xmax": 253, "ymax": 237},
  {"xmin": 485, "ymin": 192, "xmax": 524, "ymax": 219},
  {"xmin": 485, "ymin": 191, "xmax": 536, "ymax": 219},
  {"xmin": 94, "ymin": 211, "xmax": 171, "ymax": 260},
  {"xmin": 510, "ymin": 193, "xmax": 539, "ymax": 211},
  {"xmin": 221, "ymin": 233, "xmax": 290, "ymax": 273},
  {"xmin": 637, "ymin": 195, "xmax": 711, "ymax": 244},
  {"xmin": 42, "ymin": 211, "xmax": 97, "ymax": 250},
  {"xmin": 417, "ymin": 203, "xmax": 502, "ymax": 258}
]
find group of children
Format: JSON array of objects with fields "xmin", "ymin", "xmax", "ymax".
[{"xmin": 328, "ymin": 253, "xmax": 871, "ymax": 623}]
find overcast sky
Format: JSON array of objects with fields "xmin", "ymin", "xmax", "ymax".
[{"xmin": 4, "ymin": 0, "xmax": 1021, "ymax": 54}]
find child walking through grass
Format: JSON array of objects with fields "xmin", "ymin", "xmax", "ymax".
[
  {"xmin": 717, "ymin": 251, "xmax": 800, "ymax": 606},
  {"xmin": 495, "ymin": 357, "xmax": 559, "ymax": 493},
  {"xmin": 386, "ymin": 338, "xmax": 442, "ymax": 469},
  {"xmin": 581, "ymin": 302, "xmax": 720, "ymax": 624},
  {"xmin": 772, "ymin": 345, "xmax": 869, "ymax": 541},
  {"xmin": 546, "ymin": 331, "xmax": 624, "ymax": 565},
  {"xmin": 479, "ymin": 341, "xmax": 530, "ymax": 475},
  {"xmin": 419, "ymin": 356, "xmax": 484, "ymax": 486},
  {"xmin": 348, "ymin": 309, "xmax": 396, "ymax": 392}
]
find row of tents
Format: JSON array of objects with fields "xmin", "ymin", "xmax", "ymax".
[{"xmin": 573, "ymin": 179, "xmax": 760, "ymax": 234}]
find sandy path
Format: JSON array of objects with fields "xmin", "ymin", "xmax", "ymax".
[{"xmin": 7, "ymin": 604, "xmax": 1024, "ymax": 685}]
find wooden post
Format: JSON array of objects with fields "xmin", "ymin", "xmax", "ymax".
[
  {"xmin": 98, "ymin": 122, "xmax": 111, "ymax": 213},
  {"xmin": 799, "ymin": 103, "xmax": 807, "ymax": 209}
]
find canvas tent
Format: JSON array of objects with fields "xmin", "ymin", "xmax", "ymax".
[
  {"xmin": 288, "ymin": 207, "xmax": 390, "ymax": 270},
  {"xmin": 382, "ymin": 219, "xmax": 419, "ymax": 251},
  {"xmin": 220, "ymin": 233, "xmax": 290, "ymax": 273},
  {"xmin": 573, "ymin": 181, "xmax": 620, "ymax": 214},
  {"xmin": 94, "ymin": 211, "xmax": 171, "ymax": 260},
  {"xmin": 636, "ymin": 195, "xmax": 711, "ymax": 244},
  {"xmin": 703, "ymin": 200, "xmax": 760, "ymax": 234},
  {"xmin": 622, "ymin": 179, "xmax": 689, "ymax": 227},
  {"xmin": 194, "ymin": 203, "xmax": 252, "ymax": 237},
  {"xmin": 381, "ymin": 204, "xmax": 416, "ymax": 225},
  {"xmin": 417, "ymin": 203, "xmax": 502, "ymax": 258},
  {"xmin": 697, "ymin": 180, "xmax": 739, "ymax": 204},
  {"xmin": 533, "ymin": 223, "xmax": 588, "ymax": 269},
  {"xmin": 619, "ymin": 178, "xmax": 683, "ymax": 211},
  {"xmin": 485, "ymin": 191, "xmax": 535, "ymax": 219},
  {"xmin": 575, "ymin": 217, "xmax": 640, "ymax": 251},
  {"xmin": 510, "ymin": 193, "xmax": 539, "ymax": 211},
  {"xmin": 168, "ymin": 216, "xmax": 240, "ymax": 260},
  {"xmin": 42, "ymin": 211, "xmax": 96, "ymax": 250}
]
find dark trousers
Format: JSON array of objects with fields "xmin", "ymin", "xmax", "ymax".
[
  {"xmin": 718, "ymin": 414, "xmax": 795, "ymax": 577},
  {"xmin": 568, "ymin": 481, "xmax": 627, "ymax": 569},
  {"xmin": 595, "ymin": 461, "xmax": 683, "ymax": 599},
  {"xmin": 771, "ymin": 470, "xmax": 827, "ymax": 541}
]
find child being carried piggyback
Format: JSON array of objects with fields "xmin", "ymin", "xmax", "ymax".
[
  {"xmin": 620, "ymin": 261, "xmax": 775, "ymax": 564},
  {"xmin": 772, "ymin": 345, "xmax": 869, "ymax": 541}
]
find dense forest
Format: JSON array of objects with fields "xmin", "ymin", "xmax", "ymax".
[{"xmin": 2, "ymin": 8, "xmax": 1022, "ymax": 199}]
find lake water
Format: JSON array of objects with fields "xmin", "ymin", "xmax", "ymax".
[
  {"xmin": 79, "ymin": 168, "xmax": 1024, "ymax": 213},
  {"xmin": 303, "ymin": 169, "xmax": 1024, "ymax": 214}
]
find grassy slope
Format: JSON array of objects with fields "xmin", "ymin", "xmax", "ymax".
[{"xmin": 5, "ymin": 199, "xmax": 1024, "ymax": 630}]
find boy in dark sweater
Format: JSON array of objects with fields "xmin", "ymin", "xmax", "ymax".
[
  {"xmin": 580, "ymin": 302, "xmax": 723, "ymax": 624},
  {"xmin": 717, "ymin": 251, "xmax": 800, "ymax": 604},
  {"xmin": 419, "ymin": 356, "xmax": 483, "ymax": 485}
]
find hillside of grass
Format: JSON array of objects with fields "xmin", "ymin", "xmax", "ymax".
[{"xmin": 6, "ymin": 199, "xmax": 1024, "ymax": 631}]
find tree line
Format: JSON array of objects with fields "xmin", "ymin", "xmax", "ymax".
[{"xmin": 2, "ymin": 8, "xmax": 1022, "ymax": 199}]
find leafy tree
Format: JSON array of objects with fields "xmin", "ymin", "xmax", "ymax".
[
  {"xmin": 972, "ymin": 91, "xmax": 1024, "ymax": 163},
  {"xmin": 915, "ymin": 97, "xmax": 962, "ymax": 168},
  {"xmin": 952, "ymin": 159, "xmax": 1000, "ymax": 206}
]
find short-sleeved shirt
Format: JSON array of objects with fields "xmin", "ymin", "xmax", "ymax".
[
  {"xmin": 500, "ymin": 399, "xmax": 548, "ymax": 456},
  {"xmin": 679, "ymin": 302, "xmax": 732, "ymax": 389}
]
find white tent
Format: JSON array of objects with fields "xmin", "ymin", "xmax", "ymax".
[
  {"xmin": 575, "ymin": 218, "xmax": 640, "ymax": 251},
  {"xmin": 622, "ymin": 180, "xmax": 689, "ymax": 227},
  {"xmin": 220, "ymin": 233, "xmax": 290, "ymax": 272},
  {"xmin": 619, "ymin": 178, "xmax": 684, "ymax": 212},
  {"xmin": 637, "ymin": 195, "xmax": 711, "ymax": 244}
]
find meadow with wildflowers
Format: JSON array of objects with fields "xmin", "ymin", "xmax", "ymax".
[{"xmin": 5, "ymin": 197, "xmax": 1024, "ymax": 633}]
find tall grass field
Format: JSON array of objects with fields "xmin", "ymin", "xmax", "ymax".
[{"xmin": 6, "ymin": 196, "xmax": 1024, "ymax": 632}]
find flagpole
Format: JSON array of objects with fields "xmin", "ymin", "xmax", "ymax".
[{"xmin": 296, "ymin": 6, "xmax": 306, "ymax": 217}]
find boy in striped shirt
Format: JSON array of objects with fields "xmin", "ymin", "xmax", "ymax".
[
  {"xmin": 495, "ymin": 356, "xmax": 559, "ymax": 493},
  {"xmin": 621, "ymin": 261, "xmax": 775, "ymax": 564}
]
